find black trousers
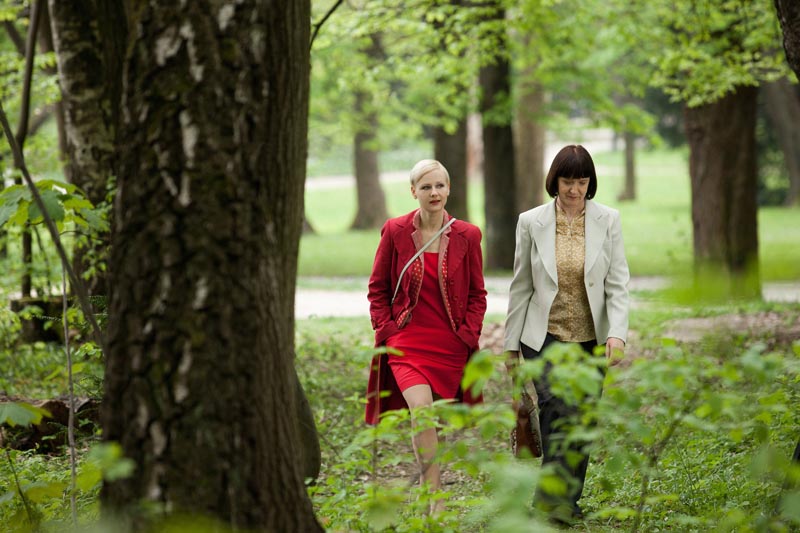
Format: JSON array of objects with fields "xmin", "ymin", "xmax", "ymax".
[{"xmin": 521, "ymin": 334, "xmax": 599, "ymax": 517}]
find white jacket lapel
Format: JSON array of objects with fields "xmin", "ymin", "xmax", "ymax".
[
  {"xmin": 584, "ymin": 200, "xmax": 607, "ymax": 274},
  {"xmin": 532, "ymin": 200, "xmax": 558, "ymax": 285}
]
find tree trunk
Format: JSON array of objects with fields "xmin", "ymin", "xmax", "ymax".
[
  {"xmin": 775, "ymin": 0, "xmax": 800, "ymax": 77},
  {"xmin": 433, "ymin": 119, "xmax": 469, "ymax": 220},
  {"xmin": 36, "ymin": 1, "xmax": 67, "ymax": 156},
  {"xmin": 350, "ymin": 35, "xmax": 388, "ymax": 230},
  {"xmin": 514, "ymin": 79, "xmax": 545, "ymax": 212},
  {"xmin": 102, "ymin": 2, "xmax": 322, "ymax": 531},
  {"xmin": 763, "ymin": 79, "xmax": 800, "ymax": 206},
  {"xmin": 618, "ymin": 131, "xmax": 637, "ymax": 201},
  {"xmin": 684, "ymin": 86, "xmax": 760, "ymax": 298},
  {"xmin": 480, "ymin": 4, "xmax": 516, "ymax": 270},
  {"xmin": 48, "ymin": 0, "xmax": 123, "ymax": 296}
]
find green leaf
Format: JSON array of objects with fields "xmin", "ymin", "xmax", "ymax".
[
  {"xmin": 28, "ymin": 189, "xmax": 65, "ymax": 222},
  {"xmin": 780, "ymin": 490, "xmax": 800, "ymax": 522},
  {"xmin": 0, "ymin": 402, "xmax": 51, "ymax": 427},
  {"xmin": 0, "ymin": 200, "xmax": 19, "ymax": 228},
  {"xmin": 24, "ymin": 481, "xmax": 67, "ymax": 503},
  {"xmin": 76, "ymin": 464, "xmax": 102, "ymax": 492}
]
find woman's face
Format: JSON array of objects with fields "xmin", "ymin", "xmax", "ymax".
[
  {"xmin": 412, "ymin": 170, "xmax": 449, "ymax": 214},
  {"xmin": 557, "ymin": 176, "xmax": 590, "ymax": 211}
]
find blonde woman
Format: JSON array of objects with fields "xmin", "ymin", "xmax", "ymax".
[{"xmin": 365, "ymin": 159, "xmax": 487, "ymax": 512}]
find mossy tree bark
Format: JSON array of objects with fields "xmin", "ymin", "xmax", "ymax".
[
  {"xmin": 48, "ymin": 0, "xmax": 126, "ymax": 296},
  {"xmin": 684, "ymin": 86, "xmax": 760, "ymax": 298},
  {"xmin": 775, "ymin": 0, "xmax": 800, "ymax": 76},
  {"xmin": 102, "ymin": 2, "xmax": 322, "ymax": 531}
]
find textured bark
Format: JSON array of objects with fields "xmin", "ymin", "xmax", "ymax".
[
  {"xmin": 763, "ymin": 79, "xmax": 800, "ymax": 206},
  {"xmin": 617, "ymin": 131, "xmax": 637, "ymax": 201},
  {"xmin": 48, "ymin": 0, "xmax": 123, "ymax": 295},
  {"xmin": 775, "ymin": 0, "xmax": 800, "ymax": 77},
  {"xmin": 684, "ymin": 86, "xmax": 760, "ymax": 297},
  {"xmin": 102, "ymin": 2, "xmax": 321, "ymax": 531},
  {"xmin": 350, "ymin": 35, "xmax": 388, "ymax": 230},
  {"xmin": 480, "ymin": 3, "xmax": 516, "ymax": 270},
  {"xmin": 514, "ymin": 80, "xmax": 545, "ymax": 212},
  {"xmin": 433, "ymin": 119, "xmax": 469, "ymax": 220}
]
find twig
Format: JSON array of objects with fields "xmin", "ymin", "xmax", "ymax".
[
  {"xmin": 15, "ymin": 0, "xmax": 42, "ymax": 149},
  {"xmin": 0, "ymin": 100, "xmax": 106, "ymax": 353},
  {"xmin": 62, "ymin": 262, "xmax": 78, "ymax": 525},
  {"xmin": 5, "ymin": 448, "xmax": 37, "ymax": 529},
  {"xmin": 630, "ymin": 391, "xmax": 699, "ymax": 533},
  {"xmin": 309, "ymin": 0, "xmax": 345, "ymax": 51},
  {"xmin": 2, "ymin": 20, "xmax": 25, "ymax": 56}
]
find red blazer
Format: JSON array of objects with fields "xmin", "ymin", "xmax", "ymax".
[{"xmin": 365, "ymin": 209, "xmax": 487, "ymax": 425}]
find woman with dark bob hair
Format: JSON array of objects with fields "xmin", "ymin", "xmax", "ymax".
[{"xmin": 504, "ymin": 144, "xmax": 630, "ymax": 524}]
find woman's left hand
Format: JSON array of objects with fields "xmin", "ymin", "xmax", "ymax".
[{"xmin": 605, "ymin": 337, "xmax": 625, "ymax": 366}]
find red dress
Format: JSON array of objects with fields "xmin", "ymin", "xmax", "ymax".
[{"xmin": 386, "ymin": 252, "xmax": 469, "ymax": 398}]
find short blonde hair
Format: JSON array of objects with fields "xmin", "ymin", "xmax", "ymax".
[{"xmin": 409, "ymin": 159, "xmax": 450, "ymax": 186}]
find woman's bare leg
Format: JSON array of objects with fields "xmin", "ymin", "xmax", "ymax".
[{"xmin": 401, "ymin": 384, "xmax": 442, "ymax": 509}]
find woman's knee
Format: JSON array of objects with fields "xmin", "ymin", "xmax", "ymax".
[{"xmin": 402, "ymin": 384, "xmax": 434, "ymax": 410}]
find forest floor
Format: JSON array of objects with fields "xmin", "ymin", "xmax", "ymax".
[{"xmin": 305, "ymin": 281, "xmax": 800, "ymax": 531}]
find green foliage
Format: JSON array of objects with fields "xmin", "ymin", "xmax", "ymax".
[
  {"xmin": 294, "ymin": 307, "xmax": 799, "ymax": 532},
  {"xmin": 610, "ymin": 0, "xmax": 793, "ymax": 107},
  {"xmin": 0, "ymin": 402, "xmax": 50, "ymax": 427},
  {"xmin": 0, "ymin": 180, "xmax": 108, "ymax": 234}
]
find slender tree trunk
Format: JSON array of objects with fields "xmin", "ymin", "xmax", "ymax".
[
  {"xmin": 763, "ymin": 79, "xmax": 800, "ymax": 206},
  {"xmin": 15, "ymin": 0, "xmax": 44, "ymax": 298},
  {"xmin": 432, "ymin": 0, "xmax": 469, "ymax": 221},
  {"xmin": 36, "ymin": 1, "xmax": 66, "ymax": 156},
  {"xmin": 48, "ymin": 0, "xmax": 121, "ymax": 296},
  {"xmin": 102, "ymin": 2, "xmax": 322, "ymax": 530},
  {"xmin": 480, "ymin": 4, "xmax": 516, "ymax": 270},
  {"xmin": 514, "ymin": 79, "xmax": 545, "ymax": 212},
  {"xmin": 618, "ymin": 130, "xmax": 637, "ymax": 201},
  {"xmin": 684, "ymin": 86, "xmax": 760, "ymax": 298},
  {"xmin": 434, "ymin": 119, "xmax": 469, "ymax": 220},
  {"xmin": 351, "ymin": 93, "xmax": 387, "ymax": 229},
  {"xmin": 350, "ymin": 34, "xmax": 388, "ymax": 230}
]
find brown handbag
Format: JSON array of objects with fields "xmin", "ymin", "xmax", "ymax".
[{"xmin": 511, "ymin": 385, "xmax": 543, "ymax": 458}]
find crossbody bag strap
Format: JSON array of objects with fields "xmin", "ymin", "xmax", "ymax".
[{"xmin": 391, "ymin": 217, "xmax": 456, "ymax": 305}]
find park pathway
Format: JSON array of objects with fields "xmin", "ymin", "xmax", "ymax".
[{"xmin": 295, "ymin": 277, "xmax": 800, "ymax": 319}]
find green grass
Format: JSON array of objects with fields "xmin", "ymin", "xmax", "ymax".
[{"xmin": 301, "ymin": 148, "xmax": 800, "ymax": 280}]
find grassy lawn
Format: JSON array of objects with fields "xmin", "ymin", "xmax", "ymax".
[{"xmin": 301, "ymin": 148, "xmax": 800, "ymax": 280}]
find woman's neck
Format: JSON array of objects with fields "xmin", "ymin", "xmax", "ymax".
[
  {"xmin": 557, "ymin": 197, "xmax": 585, "ymax": 219},
  {"xmin": 419, "ymin": 210, "xmax": 445, "ymax": 231}
]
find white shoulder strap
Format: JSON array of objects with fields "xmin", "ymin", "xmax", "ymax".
[{"xmin": 391, "ymin": 217, "xmax": 456, "ymax": 305}]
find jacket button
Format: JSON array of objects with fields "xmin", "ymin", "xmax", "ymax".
[{"xmin": 589, "ymin": 281, "xmax": 595, "ymax": 287}]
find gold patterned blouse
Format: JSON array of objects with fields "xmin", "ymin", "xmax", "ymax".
[{"xmin": 547, "ymin": 202, "xmax": 596, "ymax": 342}]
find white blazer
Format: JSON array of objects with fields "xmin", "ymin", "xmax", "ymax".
[{"xmin": 504, "ymin": 199, "xmax": 630, "ymax": 352}]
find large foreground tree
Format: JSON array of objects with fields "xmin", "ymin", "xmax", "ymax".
[{"xmin": 102, "ymin": 2, "xmax": 322, "ymax": 530}]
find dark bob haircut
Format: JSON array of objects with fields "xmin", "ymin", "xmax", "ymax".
[{"xmin": 544, "ymin": 145, "xmax": 598, "ymax": 199}]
